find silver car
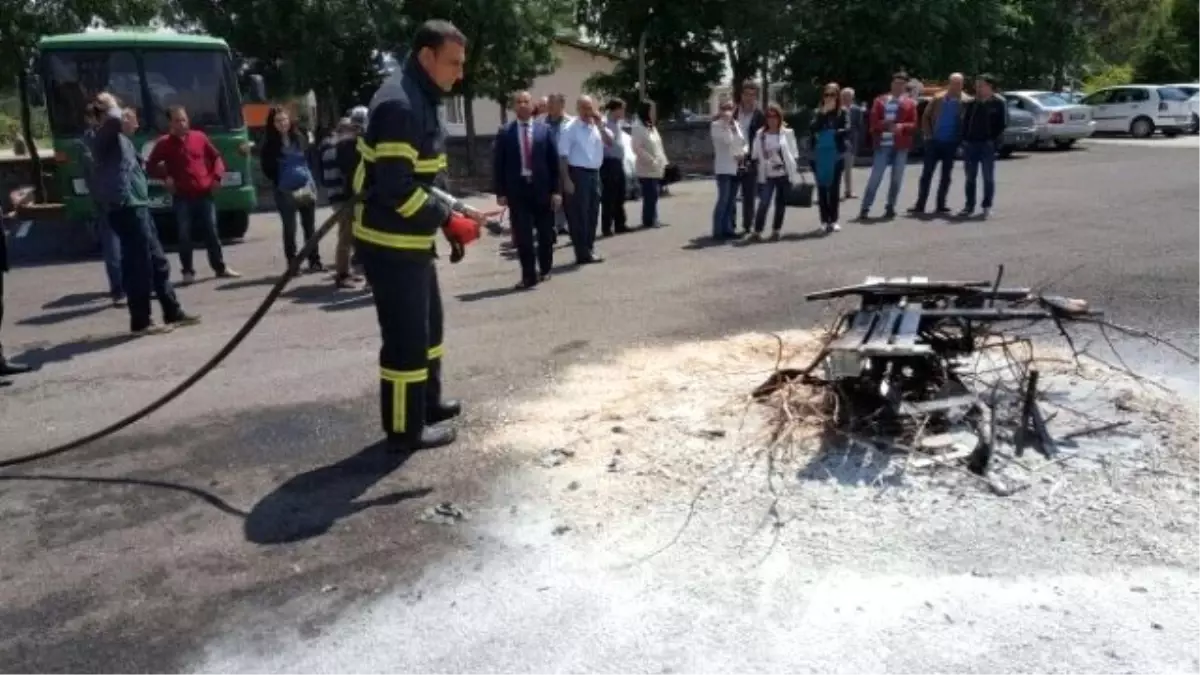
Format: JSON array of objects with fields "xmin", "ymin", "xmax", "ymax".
[{"xmin": 1006, "ymin": 90, "xmax": 1096, "ymax": 149}]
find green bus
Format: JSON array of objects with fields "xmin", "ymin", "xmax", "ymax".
[{"xmin": 35, "ymin": 29, "xmax": 262, "ymax": 241}]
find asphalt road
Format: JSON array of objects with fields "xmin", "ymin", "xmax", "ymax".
[{"xmin": 0, "ymin": 139, "xmax": 1196, "ymax": 673}]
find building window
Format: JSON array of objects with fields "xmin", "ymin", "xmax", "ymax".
[{"xmin": 445, "ymin": 96, "xmax": 465, "ymax": 125}]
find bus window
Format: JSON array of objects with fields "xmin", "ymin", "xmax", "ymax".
[
  {"xmin": 140, "ymin": 50, "xmax": 240, "ymax": 133},
  {"xmin": 43, "ymin": 50, "xmax": 143, "ymax": 136}
]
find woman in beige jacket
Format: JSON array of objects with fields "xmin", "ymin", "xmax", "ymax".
[{"xmin": 631, "ymin": 100, "xmax": 669, "ymax": 228}]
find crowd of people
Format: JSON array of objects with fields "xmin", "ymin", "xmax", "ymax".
[
  {"xmin": 708, "ymin": 71, "xmax": 1008, "ymax": 240},
  {"xmin": 486, "ymin": 90, "xmax": 671, "ymax": 289}
]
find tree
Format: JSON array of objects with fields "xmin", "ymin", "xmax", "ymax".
[
  {"xmin": 1, "ymin": 0, "xmax": 161, "ymax": 201},
  {"xmin": 397, "ymin": 0, "xmax": 568, "ymax": 170},
  {"xmin": 578, "ymin": 0, "xmax": 723, "ymax": 118},
  {"xmin": 1133, "ymin": 0, "xmax": 1199, "ymax": 83}
]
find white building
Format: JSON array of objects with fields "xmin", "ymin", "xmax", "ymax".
[{"xmin": 443, "ymin": 38, "xmax": 621, "ymax": 136}]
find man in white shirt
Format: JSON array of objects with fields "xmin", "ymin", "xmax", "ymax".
[
  {"xmin": 558, "ymin": 95, "xmax": 613, "ymax": 265},
  {"xmin": 541, "ymin": 93, "xmax": 574, "ymax": 237}
]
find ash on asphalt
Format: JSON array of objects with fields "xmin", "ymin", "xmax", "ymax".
[{"xmin": 0, "ymin": 141, "xmax": 1196, "ymax": 672}]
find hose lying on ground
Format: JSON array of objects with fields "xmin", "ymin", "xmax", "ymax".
[{"xmin": 0, "ymin": 197, "xmax": 358, "ymax": 470}]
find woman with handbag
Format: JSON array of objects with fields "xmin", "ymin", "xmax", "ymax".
[
  {"xmin": 809, "ymin": 83, "xmax": 850, "ymax": 233},
  {"xmin": 749, "ymin": 103, "xmax": 801, "ymax": 241},
  {"xmin": 631, "ymin": 100, "xmax": 669, "ymax": 229},
  {"xmin": 261, "ymin": 106, "xmax": 325, "ymax": 273}
]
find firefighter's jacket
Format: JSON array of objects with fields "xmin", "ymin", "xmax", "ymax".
[{"xmin": 353, "ymin": 57, "xmax": 452, "ymax": 256}]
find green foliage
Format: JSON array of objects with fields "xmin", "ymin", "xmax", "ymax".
[
  {"xmin": 577, "ymin": 0, "xmax": 724, "ymax": 117},
  {"xmin": 0, "ymin": 95, "xmax": 50, "ymax": 146},
  {"xmin": 1133, "ymin": 0, "xmax": 1199, "ymax": 83},
  {"xmin": 1082, "ymin": 63, "xmax": 1134, "ymax": 92}
]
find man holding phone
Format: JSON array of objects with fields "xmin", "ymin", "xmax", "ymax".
[{"xmin": 558, "ymin": 95, "xmax": 613, "ymax": 265}]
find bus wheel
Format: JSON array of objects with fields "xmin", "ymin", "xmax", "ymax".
[{"xmin": 218, "ymin": 211, "xmax": 250, "ymax": 242}]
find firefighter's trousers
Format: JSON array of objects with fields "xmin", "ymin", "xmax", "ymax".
[{"xmin": 359, "ymin": 248, "xmax": 445, "ymax": 441}]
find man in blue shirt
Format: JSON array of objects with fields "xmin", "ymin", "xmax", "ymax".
[
  {"xmin": 910, "ymin": 73, "xmax": 970, "ymax": 215},
  {"xmin": 558, "ymin": 95, "xmax": 614, "ymax": 264}
]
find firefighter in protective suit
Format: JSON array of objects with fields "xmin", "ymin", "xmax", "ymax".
[{"xmin": 355, "ymin": 20, "xmax": 492, "ymax": 451}]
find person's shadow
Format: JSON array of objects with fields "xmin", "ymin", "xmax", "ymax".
[{"xmin": 243, "ymin": 440, "xmax": 433, "ymax": 545}]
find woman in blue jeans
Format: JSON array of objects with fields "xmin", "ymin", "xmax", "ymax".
[
  {"xmin": 260, "ymin": 106, "xmax": 324, "ymax": 272},
  {"xmin": 709, "ymin": 101, "xmax": 745, "ymax": 239}
]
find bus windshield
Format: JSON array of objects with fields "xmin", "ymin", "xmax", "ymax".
[{"xmin": 43, "ymin": 48, "xmax": 242, "ymax": 136}]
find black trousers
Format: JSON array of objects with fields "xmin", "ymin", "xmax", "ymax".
[
  {"xmin": 599, "ymin": 157, "xmax": 627, "ymax": 234},
  {"xmin": 509, "ymin": 182, "xmax": 555, "ymax": 282},
  {"xmin": 107, "ymin": 205, "xmax": 184, "ymax": 331},
  {"xmin": 814, "ymin": 160, "xmax": 846, "ymax": 224},
  {"xmin": 360, "ymin": 247, "xmax": 444, "ymax": 441},
  {"xmin": 0, "ymin": 268, "xmax": 7, "ymax": 364},
  {"xmin": 739, "ymin": 164, "xmax": 758, "ymax": 232}
]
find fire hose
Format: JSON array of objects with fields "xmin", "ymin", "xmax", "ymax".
[{"xmin": 0, "ymin": 188, "xmax": 503, "ymax": 471}]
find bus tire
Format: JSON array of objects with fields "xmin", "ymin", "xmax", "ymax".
[{"xmin": 218, "ymin": 211, "xmax": 250, "ymax": 242}]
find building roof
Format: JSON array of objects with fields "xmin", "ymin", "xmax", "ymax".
[
  {"xmin": 554, "ymin": 37, "xmax": 622, "ymax": 62},
  {"xmin": 39, "ymin": 30, "xmax": 229, "ymax": 50}
]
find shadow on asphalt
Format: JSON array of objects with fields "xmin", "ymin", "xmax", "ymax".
[
  {"xmin": 17, "ymin": 304, "xmax": 111, "ymax": 327},
  {"xmin": 214, "ymin": 275, "xmax": 282, "ymax": 291},
  {"xmin": 0, "ymin": 474, "xmax": 248, "ymax": 517},
  {"xmin": 43, "ymin": 291, "xmax": 111, "ymax": 310},
  {"xmin": 244, "ymin": 439, "xmax": 432, "ymax": 545},
  {"xmin": 11, "ymin": 333, "xmax": 138, "ymax": 369}
]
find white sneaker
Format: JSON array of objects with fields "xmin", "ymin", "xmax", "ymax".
[
  {"xmin": 829, "ymin": 222, "xmax": 841, "ymax": 232},
  {"xmin": 180, "ymin": 271, "xmax": 196, "ymax": 285}
]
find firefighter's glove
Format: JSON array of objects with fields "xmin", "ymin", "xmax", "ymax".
[{"xmin": 443, "ymin": 213, "xmax": 481, "ymax": 264}]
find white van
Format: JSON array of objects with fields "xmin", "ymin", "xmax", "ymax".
[{"xmin": 1080, "ymin": 85, "xmax": 1192, "ymax": 138}]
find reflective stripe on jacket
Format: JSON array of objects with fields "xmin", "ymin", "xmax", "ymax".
[{"xmin": 353, "ymin": 59, "xmax": 451, "ymax": 254}]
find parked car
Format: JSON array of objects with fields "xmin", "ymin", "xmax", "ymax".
[
  {"xmin": 998, "ymin": 95, "xmax": 1038, "ymax": 157},
  {"xmin": 1080, "ymin": 85, "xmax": 1192, "ymax": 138},
  {"xmin": 912, "ymin": 95, "xmax": 1035, "ymax": 158},
  {"xmin": 1164, "ymin": 83, "xmax": 1199, "ymax": 134},
  {"xmin": 1005, "ymin": 90, "xmax": 1096, "ymax": 149}
]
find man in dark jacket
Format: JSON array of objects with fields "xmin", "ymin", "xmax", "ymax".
[
  {"xmin": 356, "ymin": 19, "xmax": 493, "ymax": 452},
  {"xmin": 960, "ymin": 74, "xmax": 1008, "ymax": 219},
  {"xmin": 1, "ymin": 187, "xmax": 33, "ymax": 385},
  {"xmin": 733, "ymin": 82, "xmax": 766, "ymax": 234},
  {"xmin": 91, "ymin": 92, "xmax": 199, "ymax": 334}
]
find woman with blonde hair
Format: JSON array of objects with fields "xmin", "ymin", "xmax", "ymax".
[
  {"xmin": 809, "ymin": 82, "xmax": 850, "ymax": 232},
  {"xmin": 749, "ymin": 102, "xmax": 800, "ymax": 240}
]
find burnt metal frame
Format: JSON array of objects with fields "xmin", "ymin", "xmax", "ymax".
[{"xmin": 802, "ymin": 272, "xmax": 1101, "ymax": 474}]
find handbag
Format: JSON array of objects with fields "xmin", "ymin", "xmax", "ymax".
[
  {"xmin": 785, "ymin": 171, "xmax": 813, "ymax": 208},
  {"xmin": 663, "ymin": 164, "xmax": 681, "ymax": 185}
]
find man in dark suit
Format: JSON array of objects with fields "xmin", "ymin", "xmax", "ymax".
[
  {"xmin": 493, "ymin": 90, "xmax": 562, "ymax": 289},
  {"xmin": 1, "ymin": 187, "xmax": 34, "ymax": 386},
  {"xmin": 733, "ymin": 81, "xmax": 767, "ymax": 235}
]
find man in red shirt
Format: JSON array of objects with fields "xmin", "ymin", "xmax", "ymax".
[
  {"xmin": 858, "ymin": 71, "xmax": 919, "ymax": 220},
  {"xmin": 146, "ymin": 105, "xmax": 240, "ymax": 284}
]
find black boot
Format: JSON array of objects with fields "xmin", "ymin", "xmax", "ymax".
[
  {"xmin": 428, "ymin": 399, "xmax": 463, "ymax": 424},
  {"xmin": 387, "ymin": 426, "xmax": 457, "ymax": 452},
  {"xmin": 0, "ymin": 358, "xmax": 31, "ymax": 377}
]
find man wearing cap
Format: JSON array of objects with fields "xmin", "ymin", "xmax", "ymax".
[{"xmin": 320, "ymin": 108, "xmax": 368, "ymax": 287}]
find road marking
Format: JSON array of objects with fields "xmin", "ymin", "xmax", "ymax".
[{"xmin": 1084, "ymin": 136, "xmax": 1199, "ymax": 149}]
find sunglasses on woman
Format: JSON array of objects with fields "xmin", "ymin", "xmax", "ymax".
[{"xmin": 824, "ymin": 91, "xmax": 837, "ymax": 98}]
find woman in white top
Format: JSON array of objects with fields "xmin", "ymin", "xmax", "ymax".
[
  {"xmin": 631, "ymin": 99, "xmax": 669, "ymax": 228},
  {"xmin": 709, "ymin": 100, "xmax": 745, "ymax": 239},
  {"xmin": 749, "ymin": 102, "xmax": 800, "ymax": 240}
]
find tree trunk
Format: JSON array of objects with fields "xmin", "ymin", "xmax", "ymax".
[
  {"xmin": 462, "ymin": 80, "xmax": 477, "ymax": 176},
  {"xmin": 761, "ymin": 54, "xmax": 771, "ymax": 106},
  {"xmin": 498, "ymin": 101, "xmax": 508, "ymax": 124},
  {"xmin": 17, "ymin": 67, "xmax": 47, "ymax": 203}
]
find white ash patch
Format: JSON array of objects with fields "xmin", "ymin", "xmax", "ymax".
[{"xmin": 483, "ymin": 330, "xmax": 1199, "ymax": 570}]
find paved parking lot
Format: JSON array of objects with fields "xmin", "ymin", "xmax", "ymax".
[{"xmin": 0, "ymin": 140, "xmax": 1196, "ymax": 672}]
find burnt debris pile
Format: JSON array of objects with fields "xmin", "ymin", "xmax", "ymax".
[{"xmin": 752, "ymin": 268, "xmax": 1193, "ymax": 490}]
